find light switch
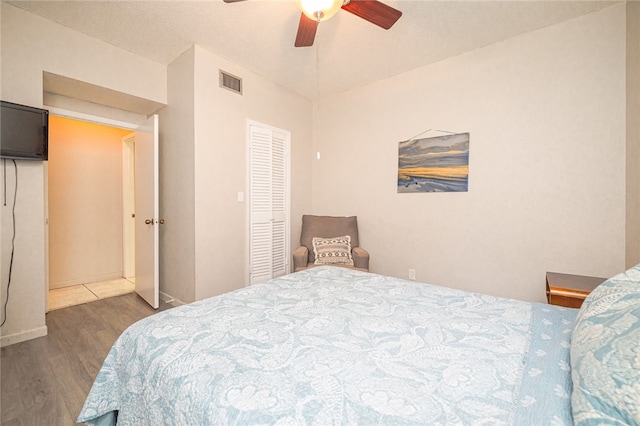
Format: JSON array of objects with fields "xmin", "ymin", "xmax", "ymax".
[{"xmin": 237, "ymin": 192, "xmax": 244, "ymax": 202}]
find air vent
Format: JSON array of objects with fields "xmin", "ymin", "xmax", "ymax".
[{"xmin": 219, "ymin": 70, "xmax": 242, "ymax": 95}]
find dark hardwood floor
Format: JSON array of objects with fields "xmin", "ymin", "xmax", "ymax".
[{"xmin": 1, "ymin": 293, "xmax": 173, "ymax": 425}]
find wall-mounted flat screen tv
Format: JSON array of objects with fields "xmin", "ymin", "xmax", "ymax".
[{"xmin": 1, "ymin": 100, "xmax": 49, "ymax": 161}]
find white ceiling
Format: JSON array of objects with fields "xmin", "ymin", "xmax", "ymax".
[{"xmin": 7, "ymin": 0, "xmax": 619, "ymax": 100}]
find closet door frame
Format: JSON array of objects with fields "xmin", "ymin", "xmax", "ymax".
[{"xmin": 246, "ymin": 119, "xmax": 291, "ymax": 285}]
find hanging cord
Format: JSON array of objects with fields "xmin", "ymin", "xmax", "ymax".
[
  {"xmin": 3, "ymin": 158, "xmax": 6, "ymax": 206},
  {"xmin": 315, "ymin": 21, "xmax": 321, "ymax": 145},
  {"xmin": 1, "ymin": 159, "xmax": 18, "ymax": 327},
  {"xmin": 405, "ymin": 128, "xmax": 459, "ymax": 143}
]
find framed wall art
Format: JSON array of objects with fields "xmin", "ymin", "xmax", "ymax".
[{"xmin": 398, "ymin": 132, "xmax": 469, "ymax": 193}]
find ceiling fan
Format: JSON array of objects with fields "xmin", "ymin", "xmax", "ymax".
[{"xmin": 222, "ymin": 0, "xmax": 402, "ymax": 47}]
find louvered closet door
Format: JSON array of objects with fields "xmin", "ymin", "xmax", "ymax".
[{"xmin": 248, "ymin": 122, "xmax": 290, "ymax": 285}]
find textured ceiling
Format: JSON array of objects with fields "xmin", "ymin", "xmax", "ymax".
[{"xmin": 7, "ymin": 0, "xmax": 619, "ymax": 100}]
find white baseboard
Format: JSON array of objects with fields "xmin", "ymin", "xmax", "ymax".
[{"xmin": 1, "ymin": 325, "xmax": 48, "ymax": 347}]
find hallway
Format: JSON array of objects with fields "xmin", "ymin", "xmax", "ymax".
[{"xmin": 48, "ymin": 278, "xmax": 135, "ymax": 311}]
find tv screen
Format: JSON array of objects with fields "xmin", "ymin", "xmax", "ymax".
[{"xmin": 1, "ymin": 101, "xmax": 49, "ymax": 161}]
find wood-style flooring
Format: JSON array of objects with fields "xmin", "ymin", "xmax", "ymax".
[{"xmin": 1, "ymin": 292, "xmax": 173, "ymax": 425}]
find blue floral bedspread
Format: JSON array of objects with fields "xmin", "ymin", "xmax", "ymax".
[{"xmin": 78, "ymin": 266, "xmax": 577, "ymax": 425}]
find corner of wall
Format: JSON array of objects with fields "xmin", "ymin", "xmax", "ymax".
[
  {"xmin": 158, "ymin": 46, "xmax": 197, "ymax": 303},
  {"xmin": 626, "ymin": 1, "xmax": 640, "ymax": 268}
]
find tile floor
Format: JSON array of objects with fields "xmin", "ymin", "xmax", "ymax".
[{"xmin": 48, "ymin": 277, "xmax": 136, "ymax": 311}]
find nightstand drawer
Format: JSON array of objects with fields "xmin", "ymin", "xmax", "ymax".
[{"xmin": 546, "ymin": 272, "xmax": 607, "ymax": 308}]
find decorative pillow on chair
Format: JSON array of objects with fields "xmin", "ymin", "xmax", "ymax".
[
  {"xmin": 312, "ymin": 235, "xmax": 354, "ymax": 266},
  {"xmin": 570, "ymin": 264, "xmax": 640, "ymax": 425}
]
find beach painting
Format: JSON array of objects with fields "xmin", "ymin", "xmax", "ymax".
[{"xmin": 398, "ymin": 133, "xmax": 469, "ymax": 193}]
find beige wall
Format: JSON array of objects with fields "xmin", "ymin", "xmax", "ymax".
[
  {"xmin": 193, "ymin": 46, "xmax": 313, "ymax": 300},
  {"xmin": 158, "ymin": 47, "xmax": 196, "ymax": 304},
  {"xmin": 1, "ymin": 0, "xmax": 635, "ymax": 345},
  {"xmin": 0, "ymin": 3, "xmax": 166, "ymax": 345},
  {"xmin": 627, "ymin": 1, "xmax": 640, "ymax": 268},
  {"xmin": 0, "ymin": 161, "xmax": 46, "ymax": 345},
  {"xmin": 48, "ymin": 116, "xmax": 130, "ymax": 288},
  {"xmin": 0, "ymin": 4, "xmax": 165, "ymax": 109},
  {"xmin": 159, "ymin": 45, "xmax": 313, "ymax": 303},
  {"xmin": 313, "ymin": 4, "xmax": 627, "ymax": 302}
]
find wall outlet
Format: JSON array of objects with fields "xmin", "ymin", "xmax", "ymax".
[{"xmin": 409, "ymin": 269, "xmax": 416, "ymax": 280}]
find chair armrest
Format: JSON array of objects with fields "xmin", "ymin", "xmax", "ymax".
[
  {"xmin": 352, "ymin": 247, "xmax": 369, "ymax": 270},
  {"xmin": 292, "ymin": 246, "xmax": 309, "ymax": 270}
]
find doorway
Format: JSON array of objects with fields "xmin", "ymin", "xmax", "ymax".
[
  {"xmin": 47, "ymin": 116, "xmax": 135, "ymax": 310},
  {"xmin": 122, "ymin": 134, "xmax": 136, "ymax": 280}
]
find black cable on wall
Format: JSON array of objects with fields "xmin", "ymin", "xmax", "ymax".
[{"xmin": 1, "ymin": 159, "xmax": 18, "ymax": 327}]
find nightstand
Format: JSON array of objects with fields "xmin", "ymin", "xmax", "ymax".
[{"xmin": 546, "ymin": 272, "xmax": 607, "ymax": 308}]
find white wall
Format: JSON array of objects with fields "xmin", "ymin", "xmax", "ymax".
[
  {"xmin": 313, "ymin": 4, "xmax": 627, "ymax": 302},
  {"xmin": 0, "ymin": 4, "xmax": 165, "ymax": 109},
  {"xmin": 158, "ymin": 47, "xmax": 196, "ymax": 304},
  {"xmin": 0, "ymin": 161, "xmax": 47, "ymax": 344},
  {"xmin": 1, "ymin": 3, "xmax": 311, "ymax": 339},
  {"xmin": 0, "ymin": 3, "xmax": 166, "ymax": 345},
  {"xmin": 159, "ymin": 45, "xmax": 313, "ymax": 303},
  {"xmin": 193, "ymin": 45, "xmax": 313, "ymax": 300},
  {"xmin": 2, "ymin": 0, "xmax": 632, "ymax": 347},
  {"xmin": 627, "ymin": 1, "xmax": 640, "ymax": 269},
  {"xmin": 48, "ymin": 116, "xmax": 130, "ymax": 288}
]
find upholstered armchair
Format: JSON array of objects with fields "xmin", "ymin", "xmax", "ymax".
[{"xmin": 293, "ymin": 215, "xmax": 369, "ymax": 272}]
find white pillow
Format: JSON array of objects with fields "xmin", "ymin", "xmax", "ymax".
[
  {"xmin": 570, "ymin": 264, "xmax": 640, "ymax": 425},
  {"xmin": 312, "ymin": 235, "xmax": 354, "ymax": 266}
]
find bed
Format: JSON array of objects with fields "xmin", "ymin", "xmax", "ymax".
[{"xmin": 78, "ymin": 264, "xmax": 640, "ymax": 425}]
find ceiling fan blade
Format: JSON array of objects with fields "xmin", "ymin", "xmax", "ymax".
[
  {"xmin": 341, "ymin": 0, "xmax": 402, "ymax": 30},
  {"xmin": 294, "ymin": 13, "xmax": 318, "ymax": 47},
  {"xmin": 222, "ymin": 0, "xmax": 247, "ymax": 2}
]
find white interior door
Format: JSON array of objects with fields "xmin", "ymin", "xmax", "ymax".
[{"xmin": 134, "ymin": 114, "xmax": 159, "ymax": 308}]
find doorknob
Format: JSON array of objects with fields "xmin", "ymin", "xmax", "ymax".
[
  {"xmin": 145, "ymin": 219, "xmax": 153, "ymax": 225},
  {"xmin": 158, "ymin": 219, "xmax": 165, "ymax": 224}
]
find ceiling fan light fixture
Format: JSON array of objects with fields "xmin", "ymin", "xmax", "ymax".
[{"xmin": 295, "ymin": 0, "xmax": 343, "ymax": 22}]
